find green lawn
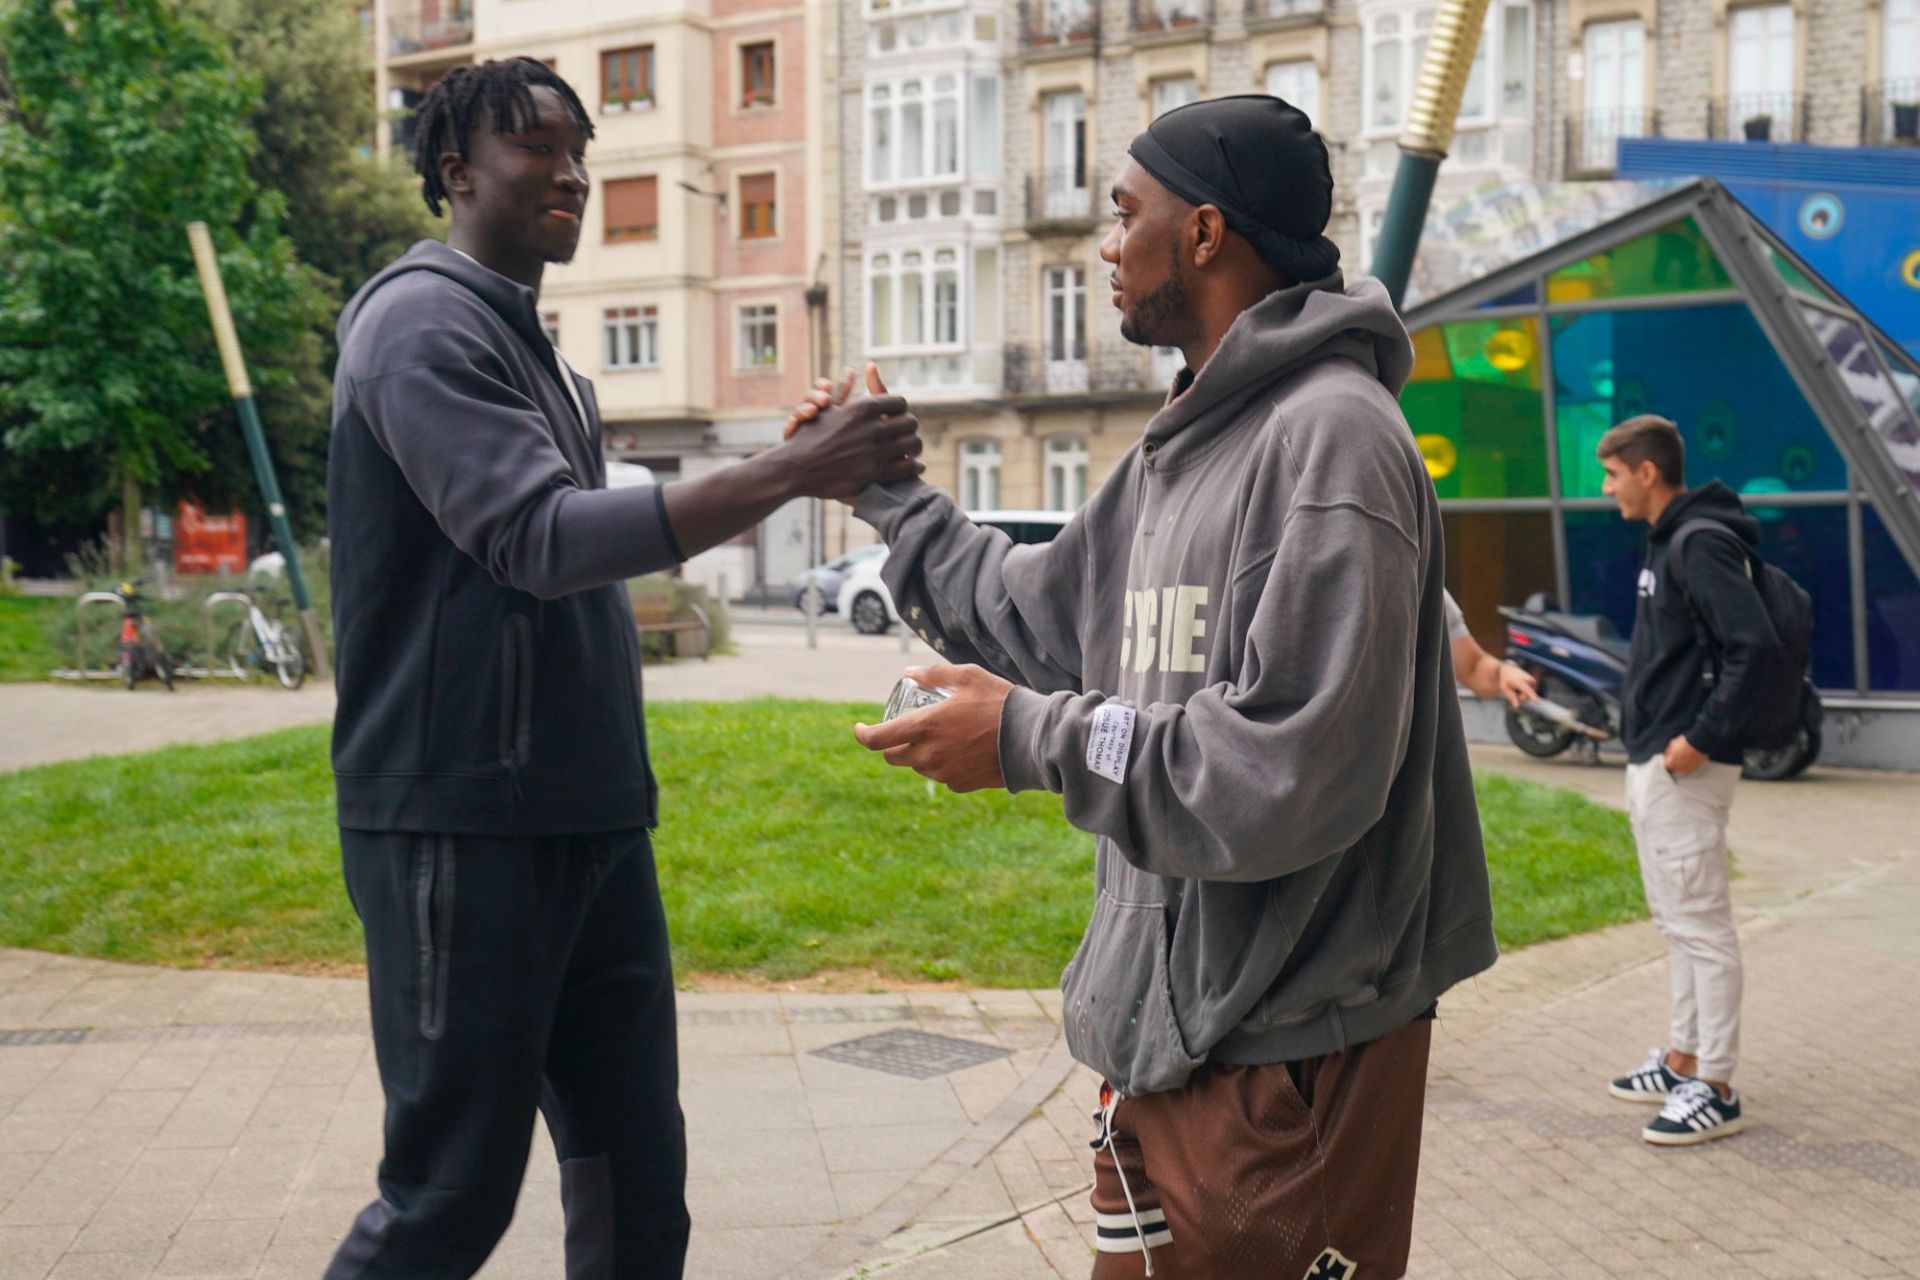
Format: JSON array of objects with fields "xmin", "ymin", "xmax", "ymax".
[
  {"xmin": 0, "ymin": 701, "xmax": 1647, "ymax": 984},
  {"xmin": 0, "ymin": 595, "xmax": 67, "ymax": 681}
]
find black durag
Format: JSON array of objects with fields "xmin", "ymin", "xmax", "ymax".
[{"xmin": 1127, "ymin": 94, "xmax": 1341, "ymax": 283}]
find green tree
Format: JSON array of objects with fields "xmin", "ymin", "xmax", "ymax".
[{"xmin": 0, "ymin": 0, "xmax": 331, "ymax": 567}]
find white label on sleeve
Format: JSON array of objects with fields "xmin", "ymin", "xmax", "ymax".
[{"xmin": 1086, "ymin": 703, "xmax": 1136, "ymax": 785}]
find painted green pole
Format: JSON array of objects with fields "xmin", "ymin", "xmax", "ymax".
[
  {"xmin": 1368, "ymin": 0, "xmax": 1495, "ymax": 309},
  {"xmin": 186, "ymin": 221, "xmax": 332, "ymax": 679}
]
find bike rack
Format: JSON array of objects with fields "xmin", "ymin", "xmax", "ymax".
[
  {"xmin": 202, "ymin": 593, "xmax": 253, "ymax": 680},
  {"xmin": 52, "ymin": 592, "xmax": 132, "ymax": 681}
]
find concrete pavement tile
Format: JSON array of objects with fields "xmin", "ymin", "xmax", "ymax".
[
  {"xmin": 916, "ymin": 1158, "xmax": 1017, "ymax": 1224},
  {"xmin": 684, "ymin": 1174, "xmax": 841, "ymax": 1230},
  {"xmin": 818, "ymin": 1123, "xmax": 958, "ymax": 1175},
  {"xmin": 1009, "ymin": 1203, "xmax": 1091, "ymax": 1280},
  {"xmin": 676, "ymin": 1055, "xmax": 803, "ymax": 1094},
  {"xmin": 75, "ymin": 1090, "xmax": 185, "ymax": 1134},
  {"xmin": 848, "ymin": 1219, "xmax": 1063, "ymax": 1279},
  {"xmin": 251, "ymin": 1242, "xmax": 341, "ymax": 1280},
  {"xmin": 146, "ymin": 1070, "xmax": 276, "ymax": 1150},
  {"xmin": 684, "ymin": 1224, "xmax": 833, "ymax": 1279},
  {"xmin": 0, "ymin": 1150, "xmax": 51, "ymax": 1207},
  {"xmin": 294, "ymin": 1143, "xmax": 378, "ymax": 1195},
  {"xmin": 46, "ymin": 1250, "xmax": 162, "ymax": 1280},
  {"xmin": 264, "ymin": 1188, "xmax": 376, "ymax": 1249},
  {"xmin": 237, "ymin": 1084, "xmax": 344, "ymax": 1144},
  {"xmin": 151, "ymin": 1218, "xmax": 276, "ymax": 1279},
  {"xmin": 676, "ymin": 1023, "xmax": 796, "ymax": 1058},
  {"xmin": 68, "ymin": 1195, "xmax": 196, "ymax": 1255},
  {"xmin": 685, "ymin": 1125, "xmax": 825, "ymax": 1184},
  {"xmin": 945, "ymin": 1059, "xmax": 1022, "ymax": 1124},
  {"xmin": 187, "ymin": 1142, "xmax": 314, "ymax": 1222},
  {"xmin": 680, "ymin": 1084, "xmax": 813, "ymax": 1133},
  {"xmin": 116, "ymin": 1148, "xmax": 226, "ymax": 1199},
  {"xmin": 0, "ymin": 1145, "xmax": 139, "ymax": 1227},
  {"xmin": 0, "ymin": 1112, "xmax": 86, "ymax": 1157},
  {"xmin": 0, "ymin": 1047, "xmax": 73, "ymax": 1096},
  {"xmin": 266, "ymin": 1038, "xmax": 364, "ymax": 1089},
  {"xmin": 828, "ymin": 1169, "xmax": 907, "ymax": 1220},
  {"xmin": 805, "ymin": 1083, "xmax": 966, "ymax": 1131},
  {"xmin": 0, "ymin": 1224, "xmax": 78, "ymax": 1280},
  {"xmin": 114, "ymin": 1050, "xmax": 218, "ymax": 1095}
]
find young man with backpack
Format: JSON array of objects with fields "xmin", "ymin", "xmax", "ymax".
[{"xmin": 1597, "ymin": 414, "xmax": 1808, "ymax": 1146}]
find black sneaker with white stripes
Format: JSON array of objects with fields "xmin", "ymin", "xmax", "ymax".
[
  {"xmin": 1608, "ymin": 1047, "xmax": 1690, "ymax": 1102},
  {"xmin": 1644, "ymin": 1079, "xmax": 1745, "ymax": 1145}
]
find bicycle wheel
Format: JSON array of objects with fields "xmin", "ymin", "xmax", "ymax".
[
  {"xmin": 152, "ymin": 639, "xmax": 175, "ymax": 692},
  {"xmin": 220, "ymin": 619, "xmax": 260, "ymax": 682},
  {"xmin": 274, "ymin": 644, "xmax": 307, "ymax": 691},
  {"xmin": 121, "ymin": 643, "xmax": 138, "ymax": 690}
]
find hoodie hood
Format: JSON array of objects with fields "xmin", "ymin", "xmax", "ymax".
[
  {"xmin": 337, "ymin": 240, "xmax": 552, "ymax": 358},
  {"xmin": 1651, "ymin": 480, "xmax": 1761, "ymax": 548},
  {"xmin": 1144, "ymin": 272, "xmax": 1413, "ymax": 465}
]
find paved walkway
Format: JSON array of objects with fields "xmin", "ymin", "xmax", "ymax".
[{"xmin": 3, "ymin": 641, "xmax": 1918, "ymax": 1276}]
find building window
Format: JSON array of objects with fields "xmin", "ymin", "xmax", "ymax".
[
  {"xmin": 1044, "ymin": 437, "xmax": 1089, "ymax": 511},
  {"xmin": 933, "ymin": 249, "xmax": 960, "ymax": 343},
  {"xmin": 739, "ymin": 172, "xmax": 777, "ymax": 239},
  {"xmin": 869, "ymin": 254, "xmax": 894, "ymax": 347},
  {"xmin": 604, "ymin": 176, "xmax": 658, "ymax": 242},
  {"xmin": 867, "ymin": 247, "xmax": 969, "ymax": 352},
  {"xmin": 1151, "ymin": 76, "xmax": 1200, "ymax": 120},
  {"xmin": 960, "ymin": 439, "xmax": 1001, "ymax": 511},
  {"xmin": 868, "ymin": 75, "xmax": 964, "ymax": 186},
  {"xmin": 741, "ymin": 41, "xmax": 776, "ymax": 108},
  {"xmin": 1727, "ymin": 4, "xmax": 1794, "ymax": 121},
  {"xmin": 1367, "ymin": 5, "xmax": 1530, "ymax": 138},
  {"xmin": 1578, "ymin": 19, "xmax": 1646, "ymax": 171},
  {"xmin": 1367, "ymin": 13, "xmax": 1408, "ymax": 130},
  {"xmin": 1041, "ymin": 91, "xmax": 1088, "ymax": 217},
  {"xmin": 970, "ymin": 75, "xmax": 1000, "ymax": 174},
  {"xmin": 1264, "ymin": 60, "xmax": 1319, "ymax": 123},
  {"xmin": 602, "ymin": 45, "xmax": 654, "ymax": 111},
  {"xmin": 1044, "ymin": 267, "xmax": 1086, "ymax": 364},
  {"xmin": 738, "ymin": 303, "xmax": 779, "ymax": 369},
  {"xmin": 604, "ymin": 306, "xmax": 659, "ymax": 369},
  {"xmin": 540, "ymin": 312, "xmax": 560, "ymax": 346}
]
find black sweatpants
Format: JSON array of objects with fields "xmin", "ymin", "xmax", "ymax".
[{"xmin": 325, "ymin": 828, "xmax": 689, "ymax": 1280}]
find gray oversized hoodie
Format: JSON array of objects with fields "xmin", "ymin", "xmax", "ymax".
[{"xmin": 856, "ymin": 274, "xmax": 1497, "ymax": 1096}]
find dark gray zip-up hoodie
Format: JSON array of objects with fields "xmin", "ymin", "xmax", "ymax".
[
  {"xmin": 328, "ymin": 241, "xmax": 683, "ymax": 835},
  {"xmin": 856, "ymin": 274, "xmax": 1497, "ymax": 1095}
]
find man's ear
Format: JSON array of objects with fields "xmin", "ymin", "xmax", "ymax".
[
  {"xmin": 440, "ymin": 150, "xmax": 472, "ymax": 201},
  {"xmin": 1190, "ymin": 204, "xmax": 1228, "ymax": 268}
]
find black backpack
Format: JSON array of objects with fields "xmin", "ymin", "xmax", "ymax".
[{"xmin": 1666, "ymin": 519, "xmax": 1814, "ymax": 751}]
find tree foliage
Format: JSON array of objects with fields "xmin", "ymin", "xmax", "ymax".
[{"xmin": 0, "ymin": 0, "xmax": 331, "ymax": 537}]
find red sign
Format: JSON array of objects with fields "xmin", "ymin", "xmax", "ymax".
[{"xmin": 174, "ymin": 501, "xmax": 248, "ymax": 575}]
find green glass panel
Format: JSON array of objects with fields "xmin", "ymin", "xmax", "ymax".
[
  {"xmin": 1546, "ymin": 218, "xmax": 1732, "ymax": 304},
  {"xmin": 1766, "ymin": 246, "xmax": 1827, "ymax": 301},
  {"xmin": 1400, "ymin": 320, "xmax": 1549, "ymax": 499},
  {"xmin": 1551, "ymin": 304, "xmax": 1846, "ymax": 499}
]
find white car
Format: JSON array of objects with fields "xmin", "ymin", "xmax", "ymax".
[{"xmin": 836, "ymin": 510, "xmax": 1071, "ymax": 634}]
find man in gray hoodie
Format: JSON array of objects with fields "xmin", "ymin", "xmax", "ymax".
[{"xmin": 832, "ymin": 97, "xmax": 1496, "ymax": 1278}]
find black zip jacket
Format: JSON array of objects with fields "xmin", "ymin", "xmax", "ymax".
[
  {"xmin": 1622, "ymin": 481, "xmax": 1773, "ymax": 765},
  {"xmin": 327, "ymin": 241, "xmax": 683, "ymax": 835}
]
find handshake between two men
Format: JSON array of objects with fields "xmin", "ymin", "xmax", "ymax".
[{"xmin": 783, "ymin": 362, "xmax": 1015, "ymax": 797}]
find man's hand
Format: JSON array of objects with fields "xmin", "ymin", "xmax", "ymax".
[
  {"xmin": 784, "ymin": 366, "xmax": 858, "ymax": 440},
  {"xmin": 1497, "ymin": 661, "xmax": 1538, "ymax": 710},
  {"xmin": 853, "ymin": 663, "xmax": 1010, "ymax": 793},
  {"xmin": 1663, "ymin": 734, "xmax": 1709, "ymax": 775},
  {"xmin": 777, "ymin": 364, "xmax": 922, "ymax": 501}
]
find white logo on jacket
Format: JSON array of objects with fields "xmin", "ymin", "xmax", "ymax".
[
  {"xmin": 1637, "ymin": 568, "xmax": 1658, "ymax": 598},
  {"xmin": 1119, "ymin": 585, "xmax": 1210, "ymax": 674}
]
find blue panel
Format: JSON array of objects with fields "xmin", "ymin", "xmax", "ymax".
[
  {"xmin": 1864, "ymin": 504, "xmax": 1920, "ymax": 692},
  {"xmin": 1564, "ymin": 510, "xmax": 1644, "ymax": 636},
  {"xmin": 1615, "ymin": 140, "xmax": 1920, "ymax": 361}
]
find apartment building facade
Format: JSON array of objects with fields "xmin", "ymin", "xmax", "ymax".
[{"xmin": 372, "ymin": 0, "xmax": 837, "ymax": 593}]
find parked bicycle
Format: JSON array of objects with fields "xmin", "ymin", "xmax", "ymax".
[
  {"xmin": 217, "ymin": 588, "xmax": 308, "ymax": 690},
  {"xmin": 114, "ymin": 580, "xmax": 175, "ymax": 691}
]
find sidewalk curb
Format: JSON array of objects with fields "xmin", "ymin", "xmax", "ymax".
[{"xmin": 796, "ymin": 1026, "xmax": 1082, "ymax": 1279}]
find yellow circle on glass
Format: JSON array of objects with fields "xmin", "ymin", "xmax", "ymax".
[
  {"xmin": 1417, "ymin": 434, "xmax": 1459, "ymax": 479},
  {"xmin": 1902, "ymin": 250, "xmax": 1920, "ymax": 290},
  {"xmin": 1484, "ymin": 326, "xmax": 1533, "ymax": 372}
]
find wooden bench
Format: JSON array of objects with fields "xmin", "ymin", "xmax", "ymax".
[{"xmin": 631, "ymin": 594, "xmax": 712, "ymax": 660}]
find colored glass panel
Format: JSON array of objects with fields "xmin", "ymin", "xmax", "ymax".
[
  {"xmin": 1864, "ymin": 504, "xmax": 1920, "ymax": 692},
  {"xmin": 1442, "ymin": 512, "xmax": 1558, "ymax": 655},
  {"xmin": 1765, "ymin": 246, "xmax": 1826, "ymax": 301},
  {"xmin": 1400, "ymin": 319, "xmax": 1550, "ymax": 499},
  {"xmin": 1742, "ymin": 504, "xmax": 1853, "ymax": 691},
  {"xmin": 1551, "ymin": 304, "xmax": 1845, "ymax": 498},
  {"xmin": 1545, "ymin": 218, "xmax": 1732, "ymax": 304},
  {"xmin": 1477, "ymin": 282, "xmax": 1539, "ymax": 309},
  {"xmin": 1563, "ymin": 509, "xmax": 1644, "ymax": 635}
]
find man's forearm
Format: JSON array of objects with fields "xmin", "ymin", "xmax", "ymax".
[{"xmin": 660, "ymin": 451, "xmax": 798, "ymax": 562}]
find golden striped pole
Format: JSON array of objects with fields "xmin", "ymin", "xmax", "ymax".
[
  {"xmin": 187, "ymin": 221, "xmax": 332, "ymax": 679},
  {"xmin": 1369, "ymin": 0, "xmax": 1495, "ymax": 307}
]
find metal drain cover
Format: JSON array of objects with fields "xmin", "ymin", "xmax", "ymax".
[{"xmin": 810, "ymin": 1027, "xmax": 1011, "ymax": 1080}]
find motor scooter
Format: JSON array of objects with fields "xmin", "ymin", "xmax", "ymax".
[{"xmin": 1498, "ymin": 593, "xmax": 1821, "ymax": 781}]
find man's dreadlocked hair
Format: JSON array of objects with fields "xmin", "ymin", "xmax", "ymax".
[{"xmin": 412, "ymin": 58, "xmax": 596, "ymax": 217}]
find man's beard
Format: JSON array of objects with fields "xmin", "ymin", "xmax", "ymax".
[{"xmin": 1119, "ymin": 270, "xmax": 1190, "ymax": 349}]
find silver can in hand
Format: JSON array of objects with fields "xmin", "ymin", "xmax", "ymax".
[{"xmin": 883, "ymin": 675, "xmax": 951, "ymax": 722}]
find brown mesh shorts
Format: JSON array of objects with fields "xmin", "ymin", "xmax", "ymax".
[{"xmin": 1088, "ymin": 1016, "xmax": 1431, "ymax": 1280}]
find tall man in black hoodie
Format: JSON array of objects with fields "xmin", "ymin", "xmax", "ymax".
[
  {"xmin": 323, "ymin": 59, "xmax": 922, "ymax": 1279},
  {"xmin": 1597, "ymin": 415, "xmax": 1774, "ymax": 1148}
]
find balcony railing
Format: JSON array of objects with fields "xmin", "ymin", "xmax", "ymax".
[
  {"xmin": 1004, "ymin": 343, "xmax": 1169, "ymax": 398},
  {"xmin": 388, "ymin": 4, "xmax": 473, "ymax": 56},
  {"xmin": 1862, "ymin": 80, "xmax": 1920, "ymax": 146},
  {"xmin": 1132, "ymin": 0, "xmax": 1206, "ymax": 35},
  {"xmin": 1020, "ymin": 0, "xmax": 1099, "ymax": 50},
  {"xmin": 1707, "ymin": 93, "xmax": 1809, "ymax": 143},
  {"xmin": 1243, "ymin": 0, "xmax": 1324, "ymax": 24},
  {"xmin": 1564, "ymin": 107, "xmax": 1661, "ymax": 177},
  {"xmin": 1024, "ymin": 166, "xmax": 1101, "ymax": 230}
]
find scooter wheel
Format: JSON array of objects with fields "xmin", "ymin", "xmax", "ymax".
[{"xmin": 1505, "ymin": 705, "xmax": 1576, "ymax": 758}]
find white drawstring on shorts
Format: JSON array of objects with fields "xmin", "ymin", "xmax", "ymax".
[{"xmin": 1095, "ymin": 1087, "xmax": 1156, "ymax": 1276}]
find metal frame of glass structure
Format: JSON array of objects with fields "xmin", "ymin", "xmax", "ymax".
[{"xmin": 1402, "ymin": 180, "xmax": 1920, "ymax": 700}]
